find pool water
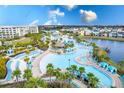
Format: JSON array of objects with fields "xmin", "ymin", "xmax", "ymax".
[
  {"xmin": 5, "ymin": 50, "xmax": 41, "ymax": 81},
  {"xmin": 40, "ymin": 44, "xmax": 112, "ymax": 87}
]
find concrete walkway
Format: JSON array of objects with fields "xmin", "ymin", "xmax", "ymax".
[
  {"xmin": 75, "ymin": 55, "xmax": 123, "ymax": 88},
  {"xmin": 72, "ymin": 79, "xmax": 87, "ymax": 88},
  {"xmin": 32, "ymin": 50, "xmax": 50, "ymax": 78},
  {"xmin": 0, "ymin": 79, "xmax": 25, "ymax": 85}
]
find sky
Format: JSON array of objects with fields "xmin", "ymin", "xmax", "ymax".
[{"xmin": 0, "ymin": 5, "xmax": 124, "ymax": 26}]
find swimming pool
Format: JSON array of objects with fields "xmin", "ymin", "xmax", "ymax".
[
  {"xmin": 5, "ymin": 49, "xmax": 42, "ymax": 81},
  {"xmin": 40, "ymin": 44, "xmax": 112, "ymax": 87}
]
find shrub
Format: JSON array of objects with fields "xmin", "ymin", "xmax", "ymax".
[{"xmin": 0, "ymin": 57, "xmax": 8, "ymax": 79}]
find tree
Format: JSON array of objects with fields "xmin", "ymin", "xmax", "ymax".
[
  {"xmin": 53, "ymin": 68, "xmax": 61, "ymax": 81},
  {"xmin": 70, "ymin": 65, "xmax": 77, "ymax": 74},
  {"xmin": 78, "ymin": 67, "xmax": 85, "ymax": 80},
  {"xmin": 12, "ymin": 69, "xmax": 21, "ymax": 82},
  {"xmin": 24, "ymin": 57, "xmax": 30, "ymax": 65},
  {"xmin": 37, "ymin": 78, "xmax": 47, "ymax": 88},
  {"xmin": 47, "ymin": 63, "xmax": 54, "ymax": 69},
  {"xmin": 57, "ymin": 72, "xmax": 67, "ymax": 87},
  {"xmin": 118, "ymin": 60, "xmax": 124, "ymax": 67},
  {"xmin": 87, "ymin": 72, "xmax": 99, "ymax": 88},
  {"xmin": 65, "ymin": 72, "xmax": 75, "ymax": 85},
  {"xmin": 23, "ymin": 69, "xmax": 32, "ymax": 80},
  {"xmin": 66, "ymin": 67, "xmax": 72, "ymax": 72},
  {"xmin": 46, "ymin": 64, "xmax": 54, "ymax": 84},
  {"xmin": 91, "ymin": 76, "xmax": 99, "ymax": 88},
  {"xmin": 26, "ymin": 50, "xmax": 30, "ymax": 55},
  {"xmin": 25, "ymin": 77, "xmax": 47, "ymax": 88}
]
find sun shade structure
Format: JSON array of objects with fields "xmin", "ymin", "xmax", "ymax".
[
  {"xmin": 82, "ymin": 73, "xmax": 88, "ymax": 80},
  {"xmin": 99, "ymin": 62, "xmax": 109, "ymax": 68},
  {"xmin": 7, "ymin": 48, "xmax": 14, "ymax": 55},
  {"xmin": 107, "ymin": 65, "xmax": 117, "ymax": 73}
]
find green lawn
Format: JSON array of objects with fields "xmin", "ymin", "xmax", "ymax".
[{"xmin": 12, "ymin": 37, "xmax": 32, "ymax": 46}]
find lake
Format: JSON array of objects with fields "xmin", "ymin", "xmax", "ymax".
[{"xmin": 87, "ymin": 39, "xmax": 124, "ymax": 63}]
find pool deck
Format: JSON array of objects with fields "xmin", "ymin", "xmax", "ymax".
[
  {"xmin": 72, "ymin": 79, "xmax": 87, "ymax": 88},
  {"xmin": 32, "ymin": 50, "xmax": 50, "ymax": 78},
  {"xmin": 75, "ymin": 55, "xmax": 123, "ymax": 88},
  {"xmin": 32, "ymin": 46, "xmax": 123, "ymax": 88}
]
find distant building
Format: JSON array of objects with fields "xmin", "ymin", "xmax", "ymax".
[
  {"xmin": 99, "ymin": 32, "xmax": 108, "ymax": 37},
  {"xmin": 92, "ymin": 30, "xmax": 100, "ymax": 36},
  {"xmin": 117, "ymin": 32, "xmax": 124, "ymax": 38},
  {"xmin": 109, "ymin": 32, "xmax": 117, "ymax": 38},
  {"xmin": 0, "ymin": 26, "xmax": 39, "ymax": 39},
  {"xmin": 84, "ymin": 29, "xmax": 92, "ymax": 36},
  {"xmin": 78, "ymin": 30, "xmax": 85, "ymax": 36}
]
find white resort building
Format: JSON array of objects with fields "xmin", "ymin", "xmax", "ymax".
[{"xmin": 0, "ymin": 26, "xmax": 39, "ymax": 39}]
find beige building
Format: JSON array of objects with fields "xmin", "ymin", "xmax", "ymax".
[{"xmin": 0, "ymin": 26, "xmax": 39, "ymax": 39}]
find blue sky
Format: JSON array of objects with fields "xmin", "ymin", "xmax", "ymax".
[{"xmin": 0, "ymin": 5, "xmax": 124, "ymax": 25}]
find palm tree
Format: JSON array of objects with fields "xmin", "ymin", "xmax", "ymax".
[
  {"xmin": 12, "ymin": 69, "xmax": 21, "ymax": 82},
  {"xmin": 47, "ymin": 63, "xmax": 54, "ymax": 69},
  {"xmin": 25, "ymin": 77, "xmax": 47, "ymax": 88},
  {"xmin": 70, "ymin": 65, "xmax": 77, "ymax": 74},
  {"xmin": 91, "ymin": 76, "xmax": 99, "ymax": 88},
  {"xmin": 24, "ymin": 57, "xmax": 30, "ymax": 66},
  {"xmin": 37, "ymin": 78, "xmax": 47, "ymax": 88},
  {"xmin": 87, "ymin": 72, "xmax": 94, "ymax": 87},
  {"xmin": 53, "ymin": 68, "xmax": 61, "ymax": 81},
  {"xmin": 58, "ymin": 72, "xmax": 67, "ymax": 87},
  {"xmin": 87, "ymin": 72, "xmax": 99, "ymax": 88},
  {"xmin": 65, "ymin": 72, "xmax": 75, "ymax": 85},
  {"xmin": 78, "ymin": 67, "xmax": 85, "ymax": 80},
  {"xmin": 23, "ymin": 69, "xmax": 32, "ymax": 80},
  {"xmin": 66, "ymin": 67, "xmax": 72, "ymax": 72},
  {"xmin": 46, "ymin": 64, "xmax": 54, "ymax": 84}
]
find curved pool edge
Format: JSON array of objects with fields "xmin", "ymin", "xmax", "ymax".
[
  {"xmin": 5, "ymin": 49, "xmax": 42, "ymax": 81},
  {"xmin": 75, "ymin": 54, "xmax": 124, "ymax": 88}
]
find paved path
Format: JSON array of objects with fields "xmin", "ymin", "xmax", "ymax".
[
  {"xmin": 72, "ymin": 79, "xmax": 87, "ymax": 88},
  {"xmin": 32, "ymin": 50, "xmax": 49, "ymax": 78},
  {"xmin": 75, "ymin": 55, "xmax": 123, "ymax": 88},
  {"xmin": 0, "ymin": 79, "xmax": 25, "ymax": 85}
]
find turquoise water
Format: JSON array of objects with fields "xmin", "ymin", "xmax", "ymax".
[
  {"xmin": 5, "ymin": 61, "xmax": 12, "ymax": 80},
  {"xmin": 5, "ymin": 50, "xmax": 41, "ymax": 81},
  {"xmin": 40, "ymin": 44, "xmax": 112, "ymax": 87}
]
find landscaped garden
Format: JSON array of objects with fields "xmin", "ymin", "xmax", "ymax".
[{"xmin": 0, "ymin": 57, "xmax": 8, "ymax": 79}]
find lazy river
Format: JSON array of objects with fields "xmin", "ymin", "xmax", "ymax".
[
  {"xmin": 5, "ymin": 50, "xmax": 42, "ymax": 81},
  {"xmin": 40, "ymin": 44, "xmax": 112, "ymax": 87}
]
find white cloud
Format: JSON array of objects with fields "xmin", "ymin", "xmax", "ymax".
[
  {"xmin": 57, "ymin": 23, "xmax": 62, "ymax": 25},
  {"xmin": 29, "ymin": 19, "xmax": 39, "ymax": 25},
  {"xmin": 49, "ymin": 8, "xmax": 64, "ymax": 17},
  {"xmin": 44, "ymin": 8, "xmax": 64, "ymax": 25},
  {"xmin": 80, "ymin": 9, "xmax": 97, "ymax": 23},
  {"xmin": 44, "ymin": 20, "xmax": 52, "ymax": 25},
  {"xmin": 64, "ymin": 5, "xmax": 77, "ymax": 11}
]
